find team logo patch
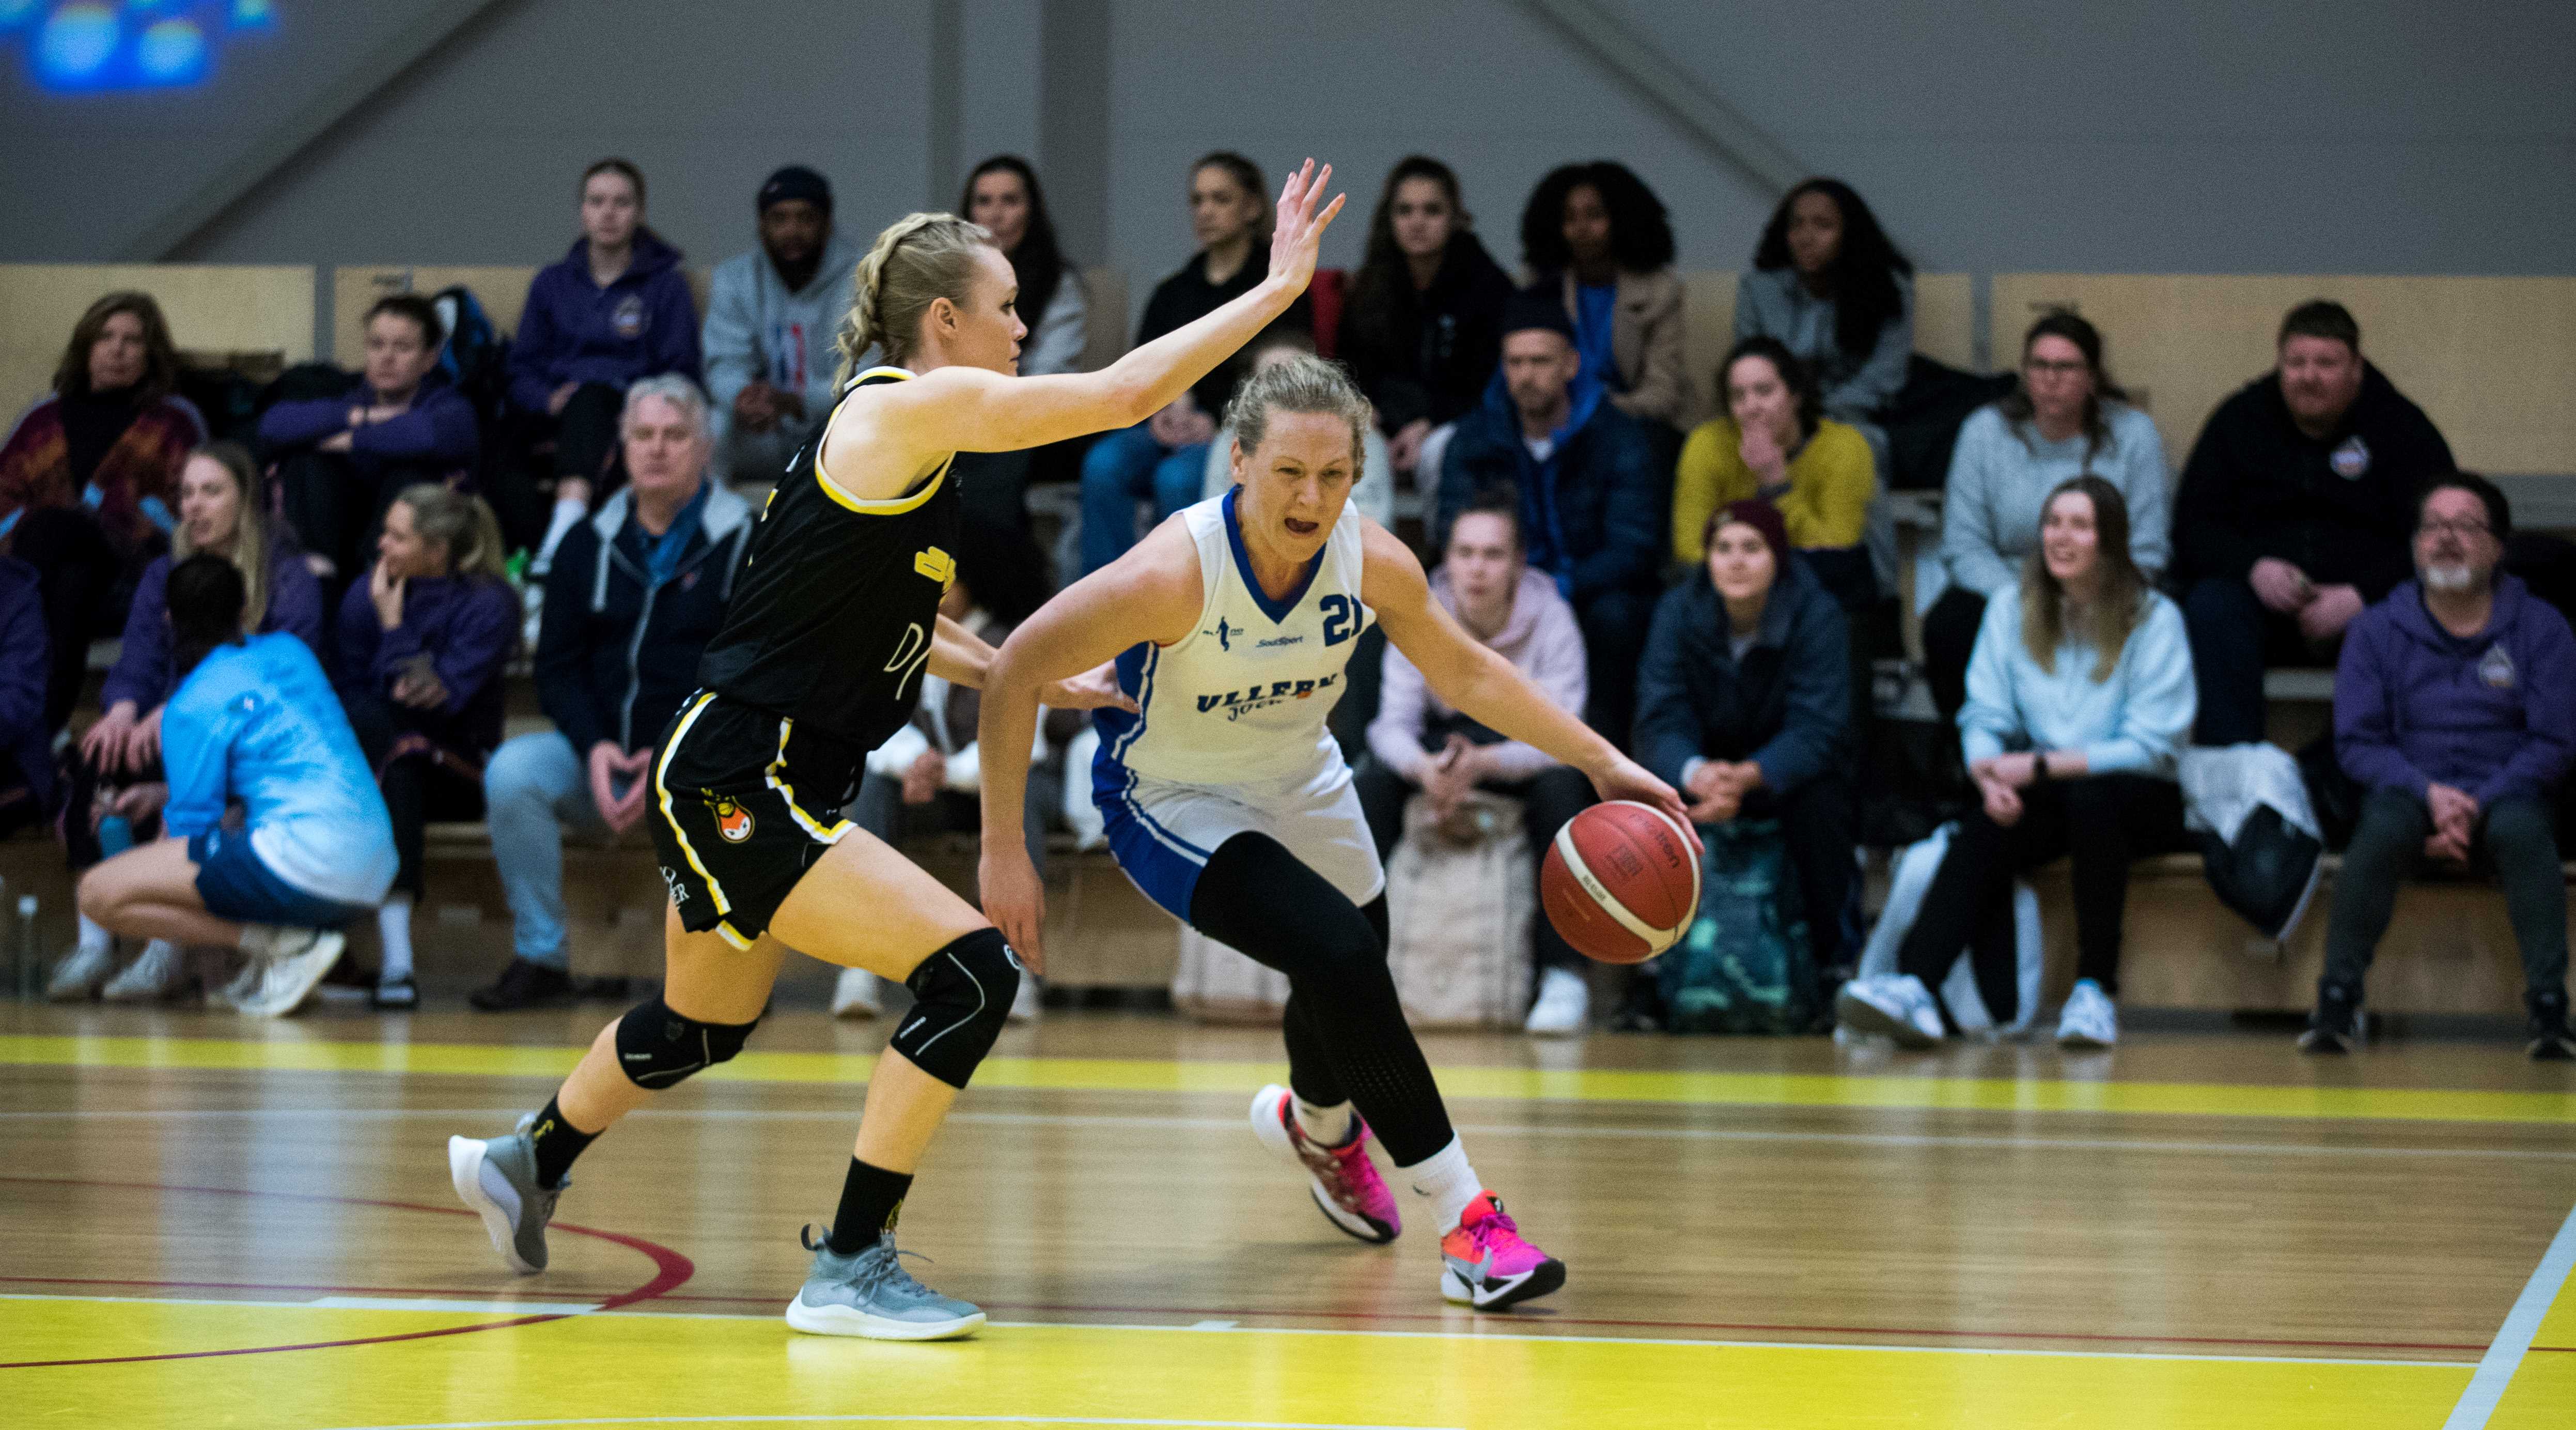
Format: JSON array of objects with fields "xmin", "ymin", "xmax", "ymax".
[
  {"xmin": 2331, "ymin": 435, "xmax": 2371, "ymax": 479},
  {"xmin": 612, "ymin": 294, "xmax": 650, "ymax": 340},
  {"xmin": 711, "ymin": 796, "xmax": 755, "ymax": 842},
  {"xmin": 2480, "ymin": 645, "xmax": 2517, "ymax": 690}
]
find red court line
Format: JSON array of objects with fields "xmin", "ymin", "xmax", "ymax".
[{"xmin": 0, "ymin": 1175, "xmax": 692, "ymax": 1370}]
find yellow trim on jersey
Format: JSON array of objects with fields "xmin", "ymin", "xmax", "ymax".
[
  {"xmin": 652, "ymin": 692, "xmax": 732, "ymax": 918},
  {"xmin": 814, "ymin": 365, "xmax": 956, "ymax": 516},
  {"xmin": 767, "ymin": 716, "xmax": 854, "ymax": 844},
  {"xmin": 714, "ymin": 921, "xmax": 755, "ymax": 951}
]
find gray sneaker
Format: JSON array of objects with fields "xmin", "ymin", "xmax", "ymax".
[
  {"xmin": 448, "ymin": 1116, "xmax": 559, "ymax": 1274},
  {"xmin": 783, "ymin": 1226, "xmax": 986, "ymax": 1340}
]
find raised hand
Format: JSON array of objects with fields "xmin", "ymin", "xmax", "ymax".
[{"xmin": 1266, "ymin": 159, "xmax": 1347, "ymax": 295}]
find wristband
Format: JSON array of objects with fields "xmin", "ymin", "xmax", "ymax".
[{"xmin": 2029, "ymin": 749, "xmax": 2053, "ymax": 784}]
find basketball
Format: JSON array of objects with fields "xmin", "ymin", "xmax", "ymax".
[{"xmin": 1540, "ymin": 800, "xmax": 1701, "ymax": 963}]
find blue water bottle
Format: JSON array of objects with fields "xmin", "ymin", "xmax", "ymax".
[{"xmin": 99, "ymin": 815, "xmax": 133, "ymax": 860}]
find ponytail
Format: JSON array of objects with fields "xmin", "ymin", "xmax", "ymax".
[
  {"xmin": 394, "ymin": 484, "xmax": 510, "ymax": 585},
  {"xmin": 835, "ymin": 211, "xmax": 994, "ymax": 381}
]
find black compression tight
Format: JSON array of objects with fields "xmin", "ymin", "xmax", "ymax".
[{"xmin": 1187, "ymin": 833, "xmax": 1455, "ymax": 1165}]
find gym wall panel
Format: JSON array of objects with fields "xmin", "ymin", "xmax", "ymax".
[{"xmin": 0, "ymin": 265, "xmax": 314, "ymax": 425}]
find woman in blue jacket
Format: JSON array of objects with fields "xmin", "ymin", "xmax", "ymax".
[
  {"xmin": 1838, "ymin": 476, "xmax": 2195, "ymax": 1051},
  {"xmin": 336, "ymin": 484, "xmax": 520, "ymax": 1006},
  {"xmin": 76, "ymin": 554, "xmax": 396, "ymax": 1019},
  {"xmin": 504, "ymin": 158, "xmax": 702, "ymax": 561}
]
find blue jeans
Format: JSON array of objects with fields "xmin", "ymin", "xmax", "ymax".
[
  {"xmin": 1080, "ymin": 423, "xmax": 1208, "ymax": 575},
  {"xmin": 484, "ymin": 731, "xmax": 611, "ymax": 970}
]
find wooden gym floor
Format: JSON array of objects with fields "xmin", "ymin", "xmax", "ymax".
[{"xmin": 5, "ymin": 1000, "xmax": 2574, "ymax": 1429}]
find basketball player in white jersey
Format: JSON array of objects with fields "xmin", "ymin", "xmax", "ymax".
[{"xmin": 976, "ymin": 354, "xmax": 1695, "ymax": 1310}]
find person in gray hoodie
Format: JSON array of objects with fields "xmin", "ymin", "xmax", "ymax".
[
  {"xmin": 1357, "ymin": 488, "xmax": 1594, "ymax": 1034},
  {"xmin": 702, "ymin": 166, "xmax": 861, "ymax": 488}
]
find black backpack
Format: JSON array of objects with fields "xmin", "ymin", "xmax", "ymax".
[{"xmin": 1881, "ymin": 355, "xmax": 2017, "ymax": 491}]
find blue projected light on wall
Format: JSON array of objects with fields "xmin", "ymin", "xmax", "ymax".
[{"xmin": 5, "ymin": 0, "xmax": 272, "ymax": 92}]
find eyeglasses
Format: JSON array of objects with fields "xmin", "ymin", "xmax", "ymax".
[{"xmin": 2417, "ymin": 519, "xmax": 2492, "ymax": 539}]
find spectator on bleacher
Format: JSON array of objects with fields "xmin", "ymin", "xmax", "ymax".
[
  {"xmin": 2172, "ymin": 300, "xmax": 2455, "ymax": 745},
  {"xmin": 2305, "ymin": 474, "xmax": 2576, "ymax": 1060},
  {"xmin": 1341, "ymin": 156, "xmax": 1512, "ymax": 481},
  {"xmin": 1925, "ymin": 312, "xmax": 2169, "ymax": 719},
  {"xmin": 1437, "ymin": 288, "xmax": 1663, "ymax": 751},
  {"xmin": 262, "ymin": 295, "xmax": 480, "ymax": 582},
  {"xmin": 954, "ymin": 155, "xmax": 1089, "ymax": 532},
  {"xmin": 1672, "ymin": 336, "xmax": 1877, "ymax": 608},
  {"xmin": 1838, "ymin": 477, "xmax": 2193, "ymax": 1050},
  {"xmin": 1078, "ymin": 151, "xmax": 1310, "ymax": 574},
  {"xmin": 504, "ymin": 158, "xmax": 702, "ymax": 566},
  {"xmin": 73, "ymin": 555, "xmax": 394, "ymax": 1020},
  {"xmin": 471, "ymin": 377, "xmax": 751, "ymax": 1012},
  {"xmin": 1203, "ymin": 332, "xmax": 1394, "ymax": 527},
  {"xmin": 48, "ymin": 443, "xmax": 329, "ymax": 1004},
  {"xmin": 0, "ymin": 291, "xmax": 207, "ymax": 732},
  {"xmin": 1357, "ymin": 490, "xmax": 1594, "ymax": 1033},
  {"xmin": 833, "ymin": 514, "xmax": 1071, "ymax": 1025},
  {"xmin": 1736, "ymin": 179, "xmax": 1914, "ymax": 437},
  {"xmin": 335, "ymin": 485, "xmax": 517, "ymax": 1009},
  {"xmin": 1637, "ymin": 499, "xmax": 1854, "ymax": 996},
  {"xmin": 702, "ymin": 165, "xmax": 857, "ymax": 490},
  {"xmin": 1518, "ymin": 161, "xmax": 1698, "ymax": 444},
  {"xmin": 0, "ymin": 555, "xmax": 51, "ymax": 841}
]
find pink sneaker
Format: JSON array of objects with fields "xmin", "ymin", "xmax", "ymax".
[
  {"xmin": 1438, "ymin": 1192, "xmax": 1565, "ymax": 1310},
  {"xmin": 1248, "ymin": 1084, "xmax": 1400, "ymax": 1244}
]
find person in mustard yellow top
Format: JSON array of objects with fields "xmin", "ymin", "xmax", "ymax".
[{"xmin": 1672, "ymin": 336, "xmax": 1877, "ymax": 607}]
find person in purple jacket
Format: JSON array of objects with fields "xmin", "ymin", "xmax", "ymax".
[
  {"xmin": 48, "ymin": 443, "xmax": 327, "ymax": 1005},
  {"xmin": 2308, "ymin": 473, "xmax": 2576, "ymax": 1060},
  {"xmin": 503, "ymin": 159, "xmax": 702, "ymax": 565},
  {"xmin": 0, "ymin": 555, "xmax": 51, "ymax": 840},
  {"xmin": 335, "ymin": 484, "xmax": 520, "ymax": 1007},
  {"xmin": 262, "ymin": 294, "xmax": 479, "ymax": 583}
]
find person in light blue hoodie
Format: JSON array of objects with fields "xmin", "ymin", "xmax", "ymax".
[
  {"xmin": 75, "ymin": 555, "xmax": 397, "ymax": 1019},
  {"xmin": 702, "ymin": 166, "xmax": 860, "ymax": 488},
  {"xmin": 1837, "ymin": 476, "xmax": 2194, "ymax": 1052}
]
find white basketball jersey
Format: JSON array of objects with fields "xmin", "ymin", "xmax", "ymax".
[{"xmin": 1094, "ymin": 487, "xmax": 1373, "ymax": 791}]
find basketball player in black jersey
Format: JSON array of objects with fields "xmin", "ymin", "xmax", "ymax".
[{"xmin": 448, "ymin": 161, "xmax": 1347, "ymax": 1340}]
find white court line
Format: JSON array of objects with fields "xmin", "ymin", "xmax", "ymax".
[
  {"xmin": 7, "ymin": 1105, "xmax": 2571, "ymax": 1163},
  {"xmin": 0, "ymin": 1291, "xmax": 2468, "ymax": 1370},
  {"xmin": 2442, "ymin": 1196, "xmax": 2576, "ymax": 1428}
]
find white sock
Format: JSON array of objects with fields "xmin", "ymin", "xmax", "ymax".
[
  {"xmin": 535, "ymin": 497, "xmax": 587, "ymax": 565},
  {"xmin": 1293, "ymin": 1097, "xmax": 1354, "ymax": 1147},
  {"xmin": 1398, "ymin": 1136, "xmax": 1483, "ymax": 1232},
  {"xmin": 377, "ymin": 896, "xmax": 414, "ymax": 984},
  {"xmin": 76, "ymin": 915, "xmax": 112, "ymax": 957}
]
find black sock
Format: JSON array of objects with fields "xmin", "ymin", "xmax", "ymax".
[
  {"xmin": 829, "ymin": 1158, "xmax": 915, "ymax": 1254},
  {"xmin": 527, "ymin": 1097, "xmax": 597, "ymax": 1189}
]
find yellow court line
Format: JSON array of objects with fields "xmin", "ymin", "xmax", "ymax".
[{"xmin": 7, "ymin": 1033, "xmax": 2576, "ymax": 1125}]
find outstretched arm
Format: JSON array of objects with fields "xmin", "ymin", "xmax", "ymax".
[
  {"xmin": 850, "ymin": 162, "xmax": 1346, "ymax": 472},
  {"xmin": 1363, "ymin": 521, "xmax": 1698, "ymax": 847},
  {"xmin": 974, "ymin": 521, "xmax": 1205, "ymax": 964}
]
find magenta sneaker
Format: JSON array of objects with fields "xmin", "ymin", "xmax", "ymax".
[
  {"xmin": 1439, "ymin": 1192, "xmax": 1565, "ymax": 1310},
  {"xmin": 1248, "ymin": 1083, "xmax": 1400, "ymax": 1244}
]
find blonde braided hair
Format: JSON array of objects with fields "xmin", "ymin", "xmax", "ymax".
[{"xmin": 834, "ymin": 211, "xmax": 994, "ymax": 380}]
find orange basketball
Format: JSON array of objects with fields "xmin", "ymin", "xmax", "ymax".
[{"xmin": 1540, "ymin": 801, "xmax": 1701, "ymax": 964}]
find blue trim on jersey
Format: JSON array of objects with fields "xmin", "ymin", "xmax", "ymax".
[
  {"xmin": 1091, "ymin": 639, "xmax": 1214, "ymax": 890},
  {"xmin": 1222, "ymin": 486, "xmax": 1325, "ymax": 626},
  {"xmin": 1100, "ymin": 796, "xmax": 1205, "ymax": 920}
]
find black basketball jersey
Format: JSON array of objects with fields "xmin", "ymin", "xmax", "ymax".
[{"xmin": 696, "ymin": 366, "xmax": 961, "ymax": 752}]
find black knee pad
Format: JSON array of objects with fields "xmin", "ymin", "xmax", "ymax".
[
  {"xmin": 892, "ymin": 928, "xmax": 1022, "ymax": 1089},
  {"xmin": 614, "ymin": 997, "xmax": 759, "ymax": 1089}
]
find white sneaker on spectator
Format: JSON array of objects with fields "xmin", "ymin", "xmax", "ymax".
[
  {"xmin": 46, "ymin": 943, "xmax": 115, "ymax": 1002},
  {"xmin": 1008, "ymin": 975, "xmax": 1040, "ymax": 1024},
  {"xmin": 831, "ymin": 968, "xmax": 882, "ymax": 1020},
  {"xmin": 1524, "ymin": 968, "xmax": 1590, "ymax": 1036},
  {"xmin": 1835, "ymin": 974, "xmax": 1945, "ymax": 1049},
  {"xmin": 233, "ymin": 928, "xmax": 345, "ymax": 1018},
  {"xmin": 2056, "ymin": 978, "xmax": 2118, "ymax": 1049},
  {"xmin": 100, "ymin": 940, "xmax": 185, "ymax": 1002}
]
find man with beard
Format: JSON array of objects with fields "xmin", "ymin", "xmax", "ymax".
[
  {"xmin": 2307, "ymin": 474, "xmax": 2576, "ymax": 1060},
  {"xmin": 702, "ymin": 166, "xmax": 860, "ymax": 487}
]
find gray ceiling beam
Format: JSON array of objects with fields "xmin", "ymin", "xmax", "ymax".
[
  {"xmin": 1517, "ymin": 0, "xmax": 1808, "ymax": 198},
  {"xmin": 120, "ymin": 0, "xmax": 509, "ymax": 260}
]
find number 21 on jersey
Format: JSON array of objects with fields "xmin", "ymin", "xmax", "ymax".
[{"xmin": 1319, "ymin": 593, "xmax": 1360, "ymax": 646}]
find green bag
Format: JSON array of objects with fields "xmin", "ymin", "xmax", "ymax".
[{"xmin": 1656, "ymin": 819, "xmax": 1817, "ymax": 1034}]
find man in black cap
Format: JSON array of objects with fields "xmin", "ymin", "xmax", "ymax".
[
  {"xmin": 702, "ymin": 165, "xmax": 861, "ymax": 487},
  {"xmin": 1434, "ymin": 286, "xmax": 1668, "ymax": 747}
]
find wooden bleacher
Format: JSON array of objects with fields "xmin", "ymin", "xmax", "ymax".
[{"xmin": 9, "ymin": 262, "xmax": 2576, "ymax": 1020}]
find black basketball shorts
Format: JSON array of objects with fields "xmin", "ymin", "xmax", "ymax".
[{"xmin": 649, "ymin": 692, "xmax": 862, "ymax": 949}]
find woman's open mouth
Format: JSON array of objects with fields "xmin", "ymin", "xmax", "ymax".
[{"xmin": 1285, "ymin": 517, "xmax": 1319, "ymax": 537}]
